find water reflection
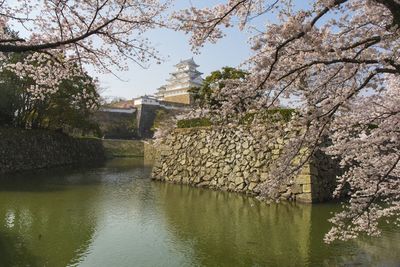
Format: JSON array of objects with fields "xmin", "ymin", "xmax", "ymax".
[
  {"xmin": 0, "ymin": 159, "xmax": 398, "ymax": 267},
  {"xmin": 155, "ymin": 182, "xmax": 400, "ymax": 267},
  {"xmin": 0, "ymin": 172, "xmax": 100, "ymax": 266},
  {"xmin": 155, "ymin": 183, "xmax": 312, "ymax": 266}
]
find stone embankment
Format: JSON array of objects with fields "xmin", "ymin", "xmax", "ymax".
[
  {"xmin": 102, "ymin": 139, "xmax": 144, "ymax": 158},
  {"xmin": 152, "ymin": 126, "xmax": 339, "ymax": 203},
  {"xmin": 0, "ymin": 128, "xmax": 105, "ymax": 174}
]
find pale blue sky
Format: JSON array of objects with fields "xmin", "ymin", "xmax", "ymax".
[
  {"xmin": 99, "ymin": 25, "xmax": 253, "ymax": 100},
  {"xmin": 98, "ymin": 0, "xmax": 264, "ymax": 100}
]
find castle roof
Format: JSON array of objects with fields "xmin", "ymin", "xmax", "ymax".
[
  {"xmin": 155, "ymin": 58, "xmax": 203, "ymax": 102},
  {"xmin": 174, "ymin": 58, "xmax": 199, "ymax": 67}
]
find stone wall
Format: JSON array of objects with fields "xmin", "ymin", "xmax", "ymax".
[
  {"xmin": 102, "ymin": 139, "xmax": 144, "ymax": 158},
  {"xmin": 93, "ymin": 110, "xmax": 138, "ymax": 139},
  {"xmin": 152, "ymin": 126, "xmax": 339, "ymax": 203},
  {"xmin": 0, "ymin": 128, "xmax": 105, "ymax": 174},
  {"xmin": 143, "ymin": 141, "xmax": 158, "ymax": 165},
  {"xmin": 135, "ymin": 104, "xmax": 159, "ymax": 138},
  {"xmin": 163, "ymin": 94, "xmax": 192, "ymax": 105}
]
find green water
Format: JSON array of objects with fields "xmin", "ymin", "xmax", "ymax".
[{"xmin": 0, "ymin": 158, "xmax": 399, "ymax": 267}]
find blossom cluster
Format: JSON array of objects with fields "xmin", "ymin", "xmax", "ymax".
[{"xmin": 0, "ymin": 0, "xmax": 170, "ymax": 92}]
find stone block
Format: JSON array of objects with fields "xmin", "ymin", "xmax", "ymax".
[
  {"xmin": 200, "ymin": 148, "xmax": 209, "ymax": 155},
  {"xmin": 211, "ymin": 151, "xmax": 220, "ymax": 157},
  {"xmin": 272, "ymin": 149, "xmax": 280, "ymax": 155},
  {"xmin": 233, "ymin": 165, "xmax": 241, "ymax": 173},
  {"xmin": 300, "ymin": 164, "xmax": 318, "ymax": 175},
  {"xmin": 243, "ymin": 149, "xmax": 251, "ymax": 155},
  {"xmin": 260, "ymin": 172, "xmax": 269, "ymax": 181},
  {"xmin": 160, "ymin": 149, "xmax": 172, "ymax": 156},
  {"xmin": 235, "ymin": 175, "xmax": 244, "ymax": 185},
  {"xmin": 209, "ymin": 168, "xmax": 218, "ymax": 177},
  {"xmin": 174, "ymin": 144, "xmax": 182, "ymax": 150},
  {"xmin": 295, "ymin": 174, "xmax": 311, "ymax": 184},
  {"xmin": 250, "ymin": 174, "xmax": 259, "ymax": 182},
  {"xmin": 223, "ymin": 165, "xmax": 231, "ymax": 174},
  {"xmin": 173, "ymin": 176, "xmax": 182, "ymax": 183},
  {"xmin": 203, "ymin": 175, "xmax": 212, "ymax": 181},
  {"xmin": 279, "ymin": 185, "xmax": 288, "ymax": 193},
  {"xmin": 291, "ymin": 158, "xmax": 301, "ymax": 165},
  {"xmin": 193, "ymin": 176, "xmax": 201, "ymax": 183},
  {"xmin": 197, "ymin": 181, "xmax": 209, "ymax": 187},
  {"xmin": 236, "ymin": 182, "xmax": 245, "ymax": 191},
  {"xmin": 281, "ymin": 191, "xmax": 291, "ymax": 199},
  {"xmin": 248, "ymin": 182, "xmax": 258, "ymax": 191},
  {"xmin": 291, "ymin": 184, "xmax": 303, "ymax": 194},
  {"xmin": 242, "ymin": 141, "xmax": 249, "ymax": 149},
  {"xmin": 228, "ymin": 183, "xmax": 236, "ymax": 191},
  {"xmin": 254, "ymin": 160, "xmax": 263, "ymax": 168},
  {"xmin": 302, "ymin": 183, "xmax": 312, "ymax": 193}
]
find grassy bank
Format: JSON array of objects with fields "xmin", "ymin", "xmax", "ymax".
[{"xmin": 102, "ymin": 139, "xmax": 144, "ymax": 158}]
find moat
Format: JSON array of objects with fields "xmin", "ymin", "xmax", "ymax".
[{"xmin": 0, "ymin": 158, "xmax": 399, "ymax": 267}]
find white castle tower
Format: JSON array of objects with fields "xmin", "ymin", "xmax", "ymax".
[{"xmin": 155, "ymin": 58, "xmax": 203, "ymax": 105}]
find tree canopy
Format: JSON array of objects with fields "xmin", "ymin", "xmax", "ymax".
[
  {"xmin": 174, "ymin": 0, "xmax": 400, "ymax": 243},
  {"xmin": 0, "ymin": 50, "xmax": 100, "ymax": 134},
  {"xmin": 189, "ymin": 67, "xmax": 247, "ymax": 110}
]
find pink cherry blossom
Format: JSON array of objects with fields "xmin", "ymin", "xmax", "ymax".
[{"xmin": 0, "ymin": 0, "xmax": 170, "ymax": 92}]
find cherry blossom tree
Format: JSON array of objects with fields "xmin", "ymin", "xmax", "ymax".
[
  {"xmin": 0, "ymin": 0, "xmax": 170, "ymax": 100},
  {"xmin": 0, "ymin": 50, "xmax": 101, "ymax": 132},
  {"xmin": 0, "ymin": 0, "xmax": 168, "ymax": 64},
  {"xmin": 174, "ymin": 0, "xmax": 400, "ymax": 242}
]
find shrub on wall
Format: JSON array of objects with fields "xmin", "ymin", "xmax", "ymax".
[
  {"xmin": 177, "ymin": 118, "xmax": 213, "ymax": 128},
  {"xmin": 152, "ymin": 109, "xmax": 171, "ymax": 132},
  {"xmin": 177, "ymin": 109, "xmax": 296, "ymax": 129}
]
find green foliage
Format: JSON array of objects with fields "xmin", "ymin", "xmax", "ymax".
[
  {"xmin": 239, "ymin": 109, "xmax": 296, "ymax": 124},
  {"xmin": 177, "ymin": 108, "xmax": 295, "ymax": 129},
  {"xmin": 367, "ymin": 123, "xmax": 378, "ymax": 130},
  {"xmin": 189, "ymin": 67, "xmax": 247, "ymax": 108},
  {"xmin": 0, "ymin": 52, "xmax": 28, "ymax": 126},
  {"xmin": 43, "ymin": 74, "xmax": 101, "ymax": 135},
  {"xmin": 151, "ymin": 109, "xmax": 169, "ymax": 131},
  {"xmin": 177, "ymin": 118, "xmax": 213, "ymax": 128},
  {"xmin": 0, "ymin": 49, "xmax": 101, "ymax": 136},
  {"xmin": 93, "ymin": 111, "xmax": 138, "ymax": 139},
  {"xmin": 0, "ymin": 74, "xmax": 20, "ymax": 125}
]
